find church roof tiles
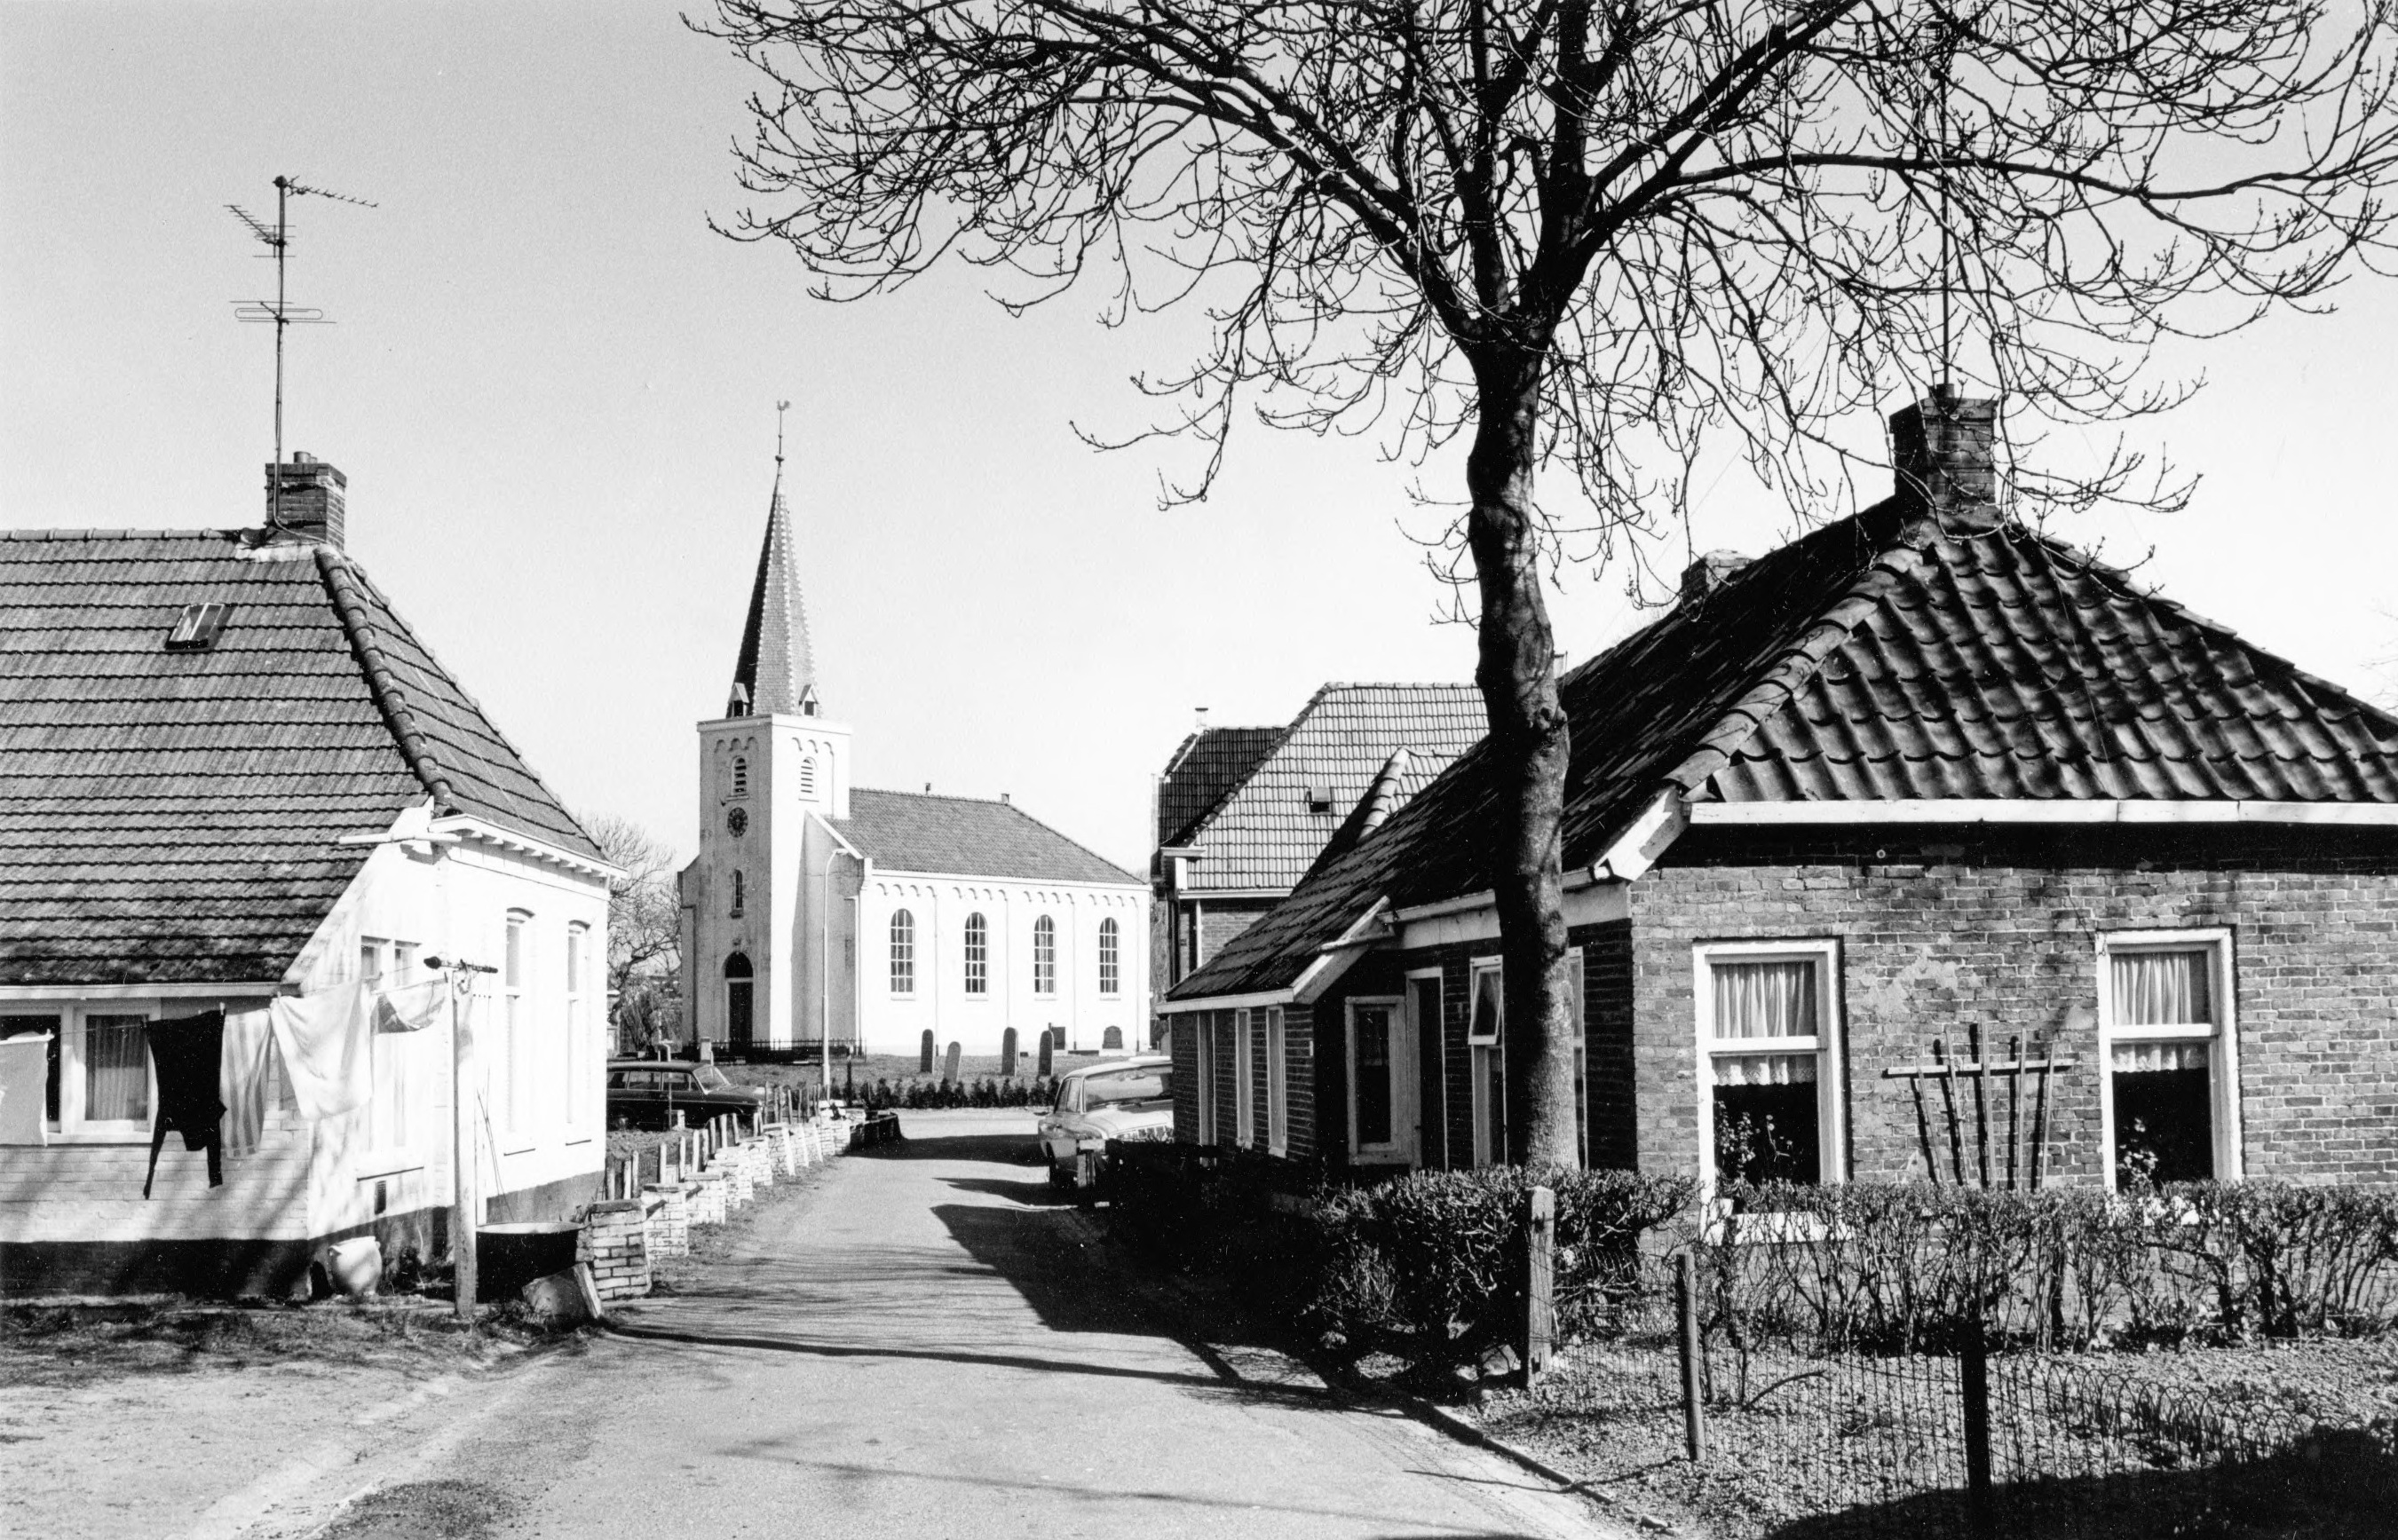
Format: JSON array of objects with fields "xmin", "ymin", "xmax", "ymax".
[{"xmin": 835, "ymin": 789, "xmax": 1138, "ymax": 887}]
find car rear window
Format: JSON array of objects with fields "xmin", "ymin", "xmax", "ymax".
[{"xmin": 1084, "ymin": 1069, "xmax": 1170, "ymax": 1106}]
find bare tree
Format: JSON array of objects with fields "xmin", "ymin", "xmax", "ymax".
[
  {"xmin": 586, "ymin": 812, "xmax": 684, "ymax": 1043},
  {"xmin": 702, "ymin": 0, "xmax": 2398, "ymax": 1165}
]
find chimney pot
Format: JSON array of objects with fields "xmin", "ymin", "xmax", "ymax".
[
  {"xmin": 1888, "ymin": 386, "xmax": 2001, "ymax": 540},
  {"xmin": 1680, "ymin": 549, "xmax": 1752, "ymax": 604},
  {"xmin": 265, "ymin": 454, "xmax": 347, "ymax": 548}
]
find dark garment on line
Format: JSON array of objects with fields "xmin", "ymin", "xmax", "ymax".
[{"xmin": 145, "ymin": 1011, "xmax": 226, "ymax": 1197}]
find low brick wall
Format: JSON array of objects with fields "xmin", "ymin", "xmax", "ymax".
[
  {"xmin": 641, "ymin": 1182, "xmax": 691, "ymax": 1259},
  {"xmin": 716, "ymin": 1150, "xmax": 752, "ymax": 1209},
  {"xmin": 576, "ymin": 1199, "xmax": 652, "ymax": 1301}
]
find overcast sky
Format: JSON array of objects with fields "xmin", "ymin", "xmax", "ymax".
[{"xmin": 7, "ymin": 2, "xmax": 2396, "ymax": 874}]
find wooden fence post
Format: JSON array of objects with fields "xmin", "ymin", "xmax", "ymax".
[
  {"xmin": 1962, "ymin": 1309, "xmax": 1995, "ymax": 1540},
  {"xmin": 1679, "ymin": 1250, "xmax": 1706, "ymax": 1461},
  {"xmin": 1524, "ymin": 1186, "xmax": 1555, "ymax": 1386}
]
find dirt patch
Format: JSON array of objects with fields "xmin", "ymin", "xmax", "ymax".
[
  {"xmin": 317, "ymin": 1480, "xmax": 517, "ymax": 1540},
  {"xmin": 0, "ymin": 1297, "xmax": 558, "ymax": 1391}
]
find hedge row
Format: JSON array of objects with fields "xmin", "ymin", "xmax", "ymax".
[
  {"xmin": 1104, "ymin": 1145, "xmax": 1691, "ymax": 1367},
  {"xmin": 858, "ymin": 1076, "xmax": 1057, "ymax": 1111},
  {"xmin": 1701, "ymin": 1181, "xmax": 2398, "ymax": 1352}
]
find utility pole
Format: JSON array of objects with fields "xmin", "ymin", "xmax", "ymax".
[{"xmin": 426, "ymin": 954, "xmax": 496, "ymax": 1324}]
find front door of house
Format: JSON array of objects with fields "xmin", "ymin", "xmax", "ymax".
[{"xmin": 1348, "ymin": 999, "xmax": 1416, "ymax": 1165}]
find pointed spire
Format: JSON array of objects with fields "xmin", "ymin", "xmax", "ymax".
[{"xmin": 729, "ymin": 402, "xmax": 819, "ymax": 718}]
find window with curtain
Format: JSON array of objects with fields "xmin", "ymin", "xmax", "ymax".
[
  {"xmin": 83, "ymin": 1013, "xmax": 149, "ymax": 1125},
  {"xmin": 1098, "ymin": 918, "xmax": 1120, "ymax": 996},
  {"xmin": 1033, "ymin": 916, "xmax": 1057, "ymax": 995},
  {"xmin": 963, "ymin": 912, "xmax": 988, "ymax": 994},
  {"xmin": 890, "ymin": 910, "xmax": 916, "ymax": 996},
  {"xmin": 1569, "ymin": 950, "xmax": 1588, "ymax": 1167},
  {"xmin": 1468, "ymin": 962, "xmax": 1504, "ymax": 1165},
  {"xmin": 2104, "ymin": 940, "xmax": 2231, "ymax": 1188},
  {"xmin": 1701, "ymin": 949, "xmax": 1838, "ymax": 1189}
]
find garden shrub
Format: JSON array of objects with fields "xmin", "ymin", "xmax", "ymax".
[
  {"xmin": 1308, "ymin": 1165, "xmax": 1694, "ymax": 1360},
  {"xmin": 1698, "ymin": 1180, "xmax": 2398, "ymax": 1353}
]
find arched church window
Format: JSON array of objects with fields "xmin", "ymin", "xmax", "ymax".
[
  {"xmin": 964, "ymin": 912, "xmax": 988, "ymax": 994},
  {"xmin": 890, "ymin": 909, "xmax": 916, "ymax": 996},
  {"xmin": 1033, "ymin": 915, "xmax": 1057, "ymax": 995},
  {"xmin": 1098, "ymin": 918, "xmax": 1120, "ymax": 997},
  {"xmin": 731, "ymin": 755, "xmax": 750, "ymax": 799},
  {"xmin": 730, "ymin": 869, "xmax": 745, "ymax": 917},
  {"xmin": 799, "ymin": 756, "xmax": 817, "ymax": 799}
]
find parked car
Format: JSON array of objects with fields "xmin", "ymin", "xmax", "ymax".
[
  {"xmin": 606, "ymin": 1058, "xmax": 769, "ymax": 1130},
  {"xmin": 1034, "ymin": 1055, "xmax": 1174, "ymax": 1184}
]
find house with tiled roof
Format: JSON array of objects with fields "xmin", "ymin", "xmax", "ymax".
[
  {"xmin": 1149, "ymin": 685, "xmax": 1484, "ymax": 1031},
  {"xmin": 0, "ymin": 456, "xmax": 615, "ymax": 1296},
  {"xmin": 1161, "ymin": 390, "xmax": 2398, "ymax": 1189},
  {"xmin": 677, "ymin": 445, "xmax": 1146, "ymax": 1068}
]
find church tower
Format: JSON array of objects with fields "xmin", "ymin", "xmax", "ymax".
[{"xmin": 685, "ymin": 415, "xmax": 854, "ymax": 1052}]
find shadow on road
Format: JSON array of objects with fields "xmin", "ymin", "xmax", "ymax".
[{"xmin": 851, "ymin": 1130, "xmax": 1036, "ymax": 1165}]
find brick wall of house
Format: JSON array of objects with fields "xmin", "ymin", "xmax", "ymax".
[{"xmin": 1626, "ymin": 825, "xmax": 2398, "ymax": 1187}]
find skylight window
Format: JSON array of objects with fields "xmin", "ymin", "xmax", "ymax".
[{"xmin": 164, "ymin": 603, "xmax": 231, "ymax": 652}]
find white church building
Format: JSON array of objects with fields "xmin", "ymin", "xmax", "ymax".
[{"xmin": 676, "ymin": 449, "xmax": 1149, "ymax": 1062}]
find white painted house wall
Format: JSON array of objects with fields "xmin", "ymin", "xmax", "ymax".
[{"xmin": 0, "ymin": 801, "xmax": 609, "ymax": 1259}]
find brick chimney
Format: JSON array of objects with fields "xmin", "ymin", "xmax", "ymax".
[
  {"xmin": 1680, "ymin": 549, "xmax": 1751, "ymax": 604},
  {"xmin": 1888, "ymin": 384, "xmax": 2001, "ymax": 538},
  {"xmin": 266, "ymin": 453, "xmax": 346, "ymax": 546}
]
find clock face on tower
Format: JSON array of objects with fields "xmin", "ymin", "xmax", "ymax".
[{"xmin": 725, "ymin": 806, "xmax": 749, "ymax": 838}]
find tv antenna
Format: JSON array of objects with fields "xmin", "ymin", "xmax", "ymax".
[{"xmin": 228, "ymin": 176, "xmax": 375, "ymax": 527}]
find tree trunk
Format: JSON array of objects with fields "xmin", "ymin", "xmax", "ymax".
[{"xmin": 1464, "ymin": 347, "xmax": 1578, "ymax": 1170}]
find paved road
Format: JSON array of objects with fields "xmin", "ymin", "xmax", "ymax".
[{"xmin": 394, "ymin": 1110, "xmax": 1612, "ymax": 1539}]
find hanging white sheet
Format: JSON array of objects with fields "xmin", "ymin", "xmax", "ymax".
[
  {"xmin": 269, "ymin": 981, "xmax": 372, "ymax": 1121},
  {"xmin": 218, "ymin": 1004, "xmax": 278, "ymax": 1156},
  {"xmin": 375, "ymin": 978, "xmax": 447, "ymax": 1034},
  {"xmin": 0, "ymin": 1031, "xmax": 51, "ymax": 1145}
]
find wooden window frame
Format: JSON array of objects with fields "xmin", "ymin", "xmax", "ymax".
[
  {"xmin": 1691, "ymin": 938, "xmax": 1847, "ymax": 1198},
  {"xmin": 1264, "ymin": 1005, "xmax": 1288, "ymax": 1157},
  {"xmin": 1098, "ymin": 918, "xmax": 1120, "ymax": 997},
  {"xmin": 963, "ymin": 912, "xmax": 988, "ymax": 995},
  {"xmin": 2095, "ymin": 928, "xmax": 2242, "ymax": 1189},
  {"xmin": 1233, "ymin": 1007, "xmax": 1255, "ymax": 1147},
  {"xmin": 890, "ymin": 909, "xmax": 917, "ymax": 997},
  {"xmin": 1346, "ymin": 994, "xmax": 1413, "ymax": 1165},
  {"xmin": 1405, "ymin": 967, "xmax": 1445, "ymax": 1170},
  {"xmin": 1468, "ymin": 958, "xmax": 1504, "ymax": 1166}
]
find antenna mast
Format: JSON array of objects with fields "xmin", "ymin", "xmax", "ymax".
[{"xmin": 229, "ymin": 176, "xmax": 375, "ymax": 527}]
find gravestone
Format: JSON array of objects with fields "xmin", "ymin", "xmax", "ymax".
[
  {"xmin": 1036, "ymin": 1028, "xmax": 1054, "ymax": 1078},
  {"xmin": 943, "ymin": 1041, "xmax": 962, "ymax": 1086},
  {"xmin": 1000, "ymin": 1026, "xmax": 1018, "ymax": 1077},
  {"xmin": 919, "ymin": 1029, "xmax": 935, "ymax": 1074},
  {"xmin": 1102, "ymin": 1026, "xmax": 1123, "ymax": 1050}
]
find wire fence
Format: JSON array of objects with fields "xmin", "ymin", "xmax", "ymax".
[{"xmin": 1677, "ymin": 1323, "xmax": 2395, "ymax": 1538}]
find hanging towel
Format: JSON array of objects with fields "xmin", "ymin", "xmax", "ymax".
[
  {"xmin": 269, "ymin": 981, "xmax": 372, "ymax": 1121},
  {"xmin": 145, "ymin": 1012, "xmax": 226, "ymax": 1196},
  {"xmin": 0, "ymin": 1031, "xmax": 51, "ymax": 1146},
  {"xmin": 375, "ymin": 978, "xmax": 447, "ymax": 1035},
  {"xmin": 219, "ymin": 1004, "xmax": 276, "ymax": 1157}
]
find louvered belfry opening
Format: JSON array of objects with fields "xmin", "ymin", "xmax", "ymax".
[
  {"xmin": 1890, "ymin": 383, "xmax": 2001, "ymax": 535},
  {"xmin": 265, "ymin": 452, "xmax": 346, "ymax": 547}
]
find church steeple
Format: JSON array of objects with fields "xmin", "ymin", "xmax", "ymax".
[{"xmin": 729, "ymin": 403, "xmax": 819, "ymax": 718}]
